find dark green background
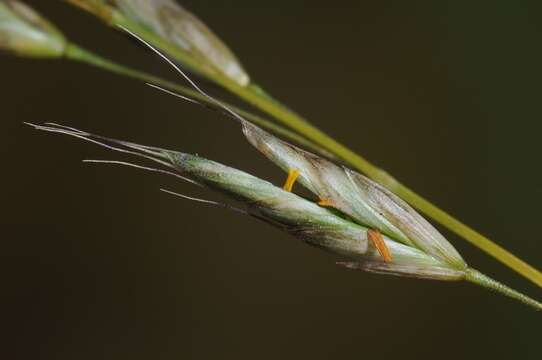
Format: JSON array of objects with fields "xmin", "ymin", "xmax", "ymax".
[{"xmin": 2, "ymin": 1, "xmax": 541, "ymax": 359}]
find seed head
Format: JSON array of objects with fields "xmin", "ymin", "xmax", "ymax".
[
  {"xmin": 0, "ymin": 1, "xmax": 66, "ymax": 58},
  {"xmin": 28, "ymin": 122, "xmax": 466, "ymax": 281}
]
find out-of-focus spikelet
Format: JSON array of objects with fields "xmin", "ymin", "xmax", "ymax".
[
  {"xmin": 65, "ymin": 0, "xmax": 250, "ymax": 86},
  {"xmin": 0, "ymin": 0, "xmax": 66, "ymax": 57}
]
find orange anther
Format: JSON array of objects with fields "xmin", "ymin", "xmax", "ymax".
[
  {"xmin": 282, "ymin": 169, "xmax": 300, "ymax": 192},
  {"xmin": 367, "ymin": 229, "xmax": 392, "ymax": 263},
  {"xmin": 318, "ymin": 198, "xmax": 333, "ymax": 207}
]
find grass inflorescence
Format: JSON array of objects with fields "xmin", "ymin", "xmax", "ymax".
[{"xmin": 2, "ymin": 0, "xmax": 542, "ymax": 312}]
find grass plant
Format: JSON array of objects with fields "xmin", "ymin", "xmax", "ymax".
[{"xmin": 2, "ymin": 0, "xmax": 541, "ymax": 311}]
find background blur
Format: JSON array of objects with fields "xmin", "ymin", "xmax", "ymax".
[{"xmin": 2, "ymin": 1, "xmax": 542, "ymax": 359}]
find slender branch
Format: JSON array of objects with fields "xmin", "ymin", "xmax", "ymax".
[
  {"xmin": 62, "ymin": 43, "xmax": 332, "ymax": 159},
  {"xmin": 466, "ymin": 268, "xmax": 542, "ymax": 311}
]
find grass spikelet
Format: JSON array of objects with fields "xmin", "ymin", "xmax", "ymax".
[
  {"xmin": 27, "ymin": 121, "xmax": 542, "ymax": 311},
  {"xmin": 0, "ymin": 0, "xmax": 66, "ymax": 57}
]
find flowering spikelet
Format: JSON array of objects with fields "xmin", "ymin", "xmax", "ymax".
[
  {"xmin": 28, "ymin": 122, "xmax": 466, "ymax": 281},
  {"xmin": 242, "ymin": 122, "xmax": 467, "ymax": 270},
  {"xmin": 0, "ymin": 0, "xmax": 66, "ymax": 58}
]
